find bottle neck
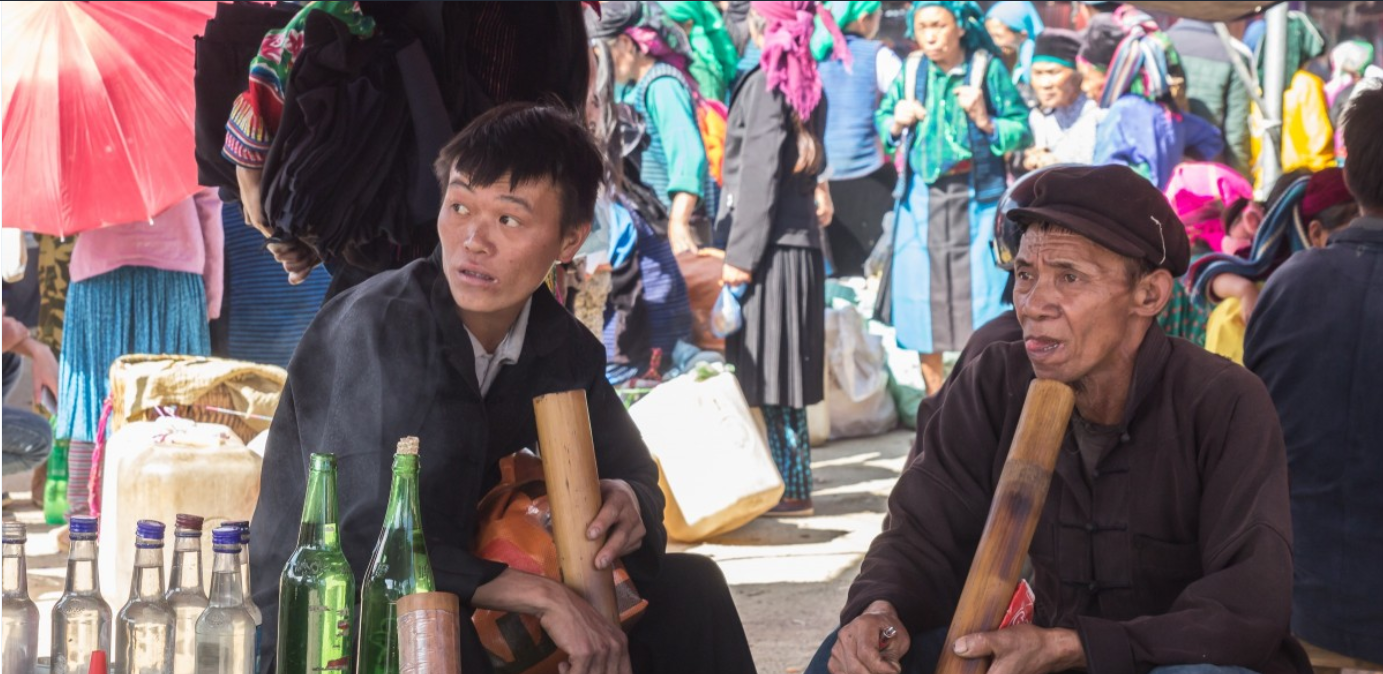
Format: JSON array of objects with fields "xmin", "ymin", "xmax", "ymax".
[
  {"xmin": 130, "ymin": 545, "xmax": 166, "ymax": 600},
  {"xmin": 384, "ymin": 455, "xmax": 423, "ymax": 529},
  {"xmin": 2, "ymin": 542, "xmax": 27, "ymax": 598},
  {"xmin": 168, "ymin": 534, "xmax": 203, "ymax": 592},
  {"xmin": 298, "ymin": 464, "xmax": 343, "ymax": 550},
  {"xmin": 65, "ymin": 538, "xmax": 101, "ymax": 595},
  {"xmin": 207, "ymin": 549, "xmax": 244, "ymax": 608}
]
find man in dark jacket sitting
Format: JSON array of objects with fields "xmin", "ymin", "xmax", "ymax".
[
  {"xmin": 810, "ymin": 165, "xmax": 1308, "ymax": 674},
  {"xmin": 250, "ymin": 104, "xmax": 754, "ymax": 674}
]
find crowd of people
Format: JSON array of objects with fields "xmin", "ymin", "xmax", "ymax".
[{"xmin": 4, "ymin": 1, "xmax": 1382, "ymax": 673}]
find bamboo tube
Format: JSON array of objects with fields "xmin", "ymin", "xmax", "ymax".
[
  {"xmin": 533, "ymin": 390, "xmax": 620, "ymax": 623},
  {"xmin": 934, "ymin": 379, "xmax": 1075, "ymax": 674},
  {"xmin": 397, "ymin": 592, "xmax": 462, "ymax": 674}
]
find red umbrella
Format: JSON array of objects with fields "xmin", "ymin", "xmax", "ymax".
[{"xmin": 2, "ymin": 1, "xmax": 219, "ymax": 236}]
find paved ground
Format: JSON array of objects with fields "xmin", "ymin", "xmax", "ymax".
[{"xmin": 4, "ymin": 429, "xmax": 912, "ymax": 674}]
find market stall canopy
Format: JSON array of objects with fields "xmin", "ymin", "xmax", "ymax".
[
  {"xmin": 2, "ymin": 1, "xmax": 218, "ymax": 236},
  {"xmin": 1127, "ymin": 1, "xmax": 1283, "ymax": 23}
]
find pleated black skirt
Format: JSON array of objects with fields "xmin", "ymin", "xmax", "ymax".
[{"xmin": 726, "ymin": 245, "xmax": 826, "ymax": 408}]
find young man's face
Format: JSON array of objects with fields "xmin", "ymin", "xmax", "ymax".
[{"xmin": 438, "ymin": 170, "xmax": 588, "ymax": 321}]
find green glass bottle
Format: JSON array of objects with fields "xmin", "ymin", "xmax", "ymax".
[
  {"xmin": 278, "ymin": 454, "xmax": 356, "ymax": 674},
  {"xmin": 356, "ymin": 438, "xmax": 434, "ymax": 674}
]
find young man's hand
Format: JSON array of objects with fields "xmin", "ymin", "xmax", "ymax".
[
  {"xmin": 27, "ymin": 340, "xmax": 58, "ymax": 409},
  {"xmin": 588, "ymin": 479, "xmax": 645, "ymax": 571},
  {"xmin": 473, "ymin": 570, "xmax": 631, "ymax": 674},
  {"xmin": 539, "ymin": 582, "xmax": 632, "ymax": 674},
  {"xmin": 952, "ymin": 625, "xmax": 1085, "ymax": 674},
  {"xmin": 816, "ymin": 182, "xmax": 835, "ymax": 227},
  {"xmin": 830, "ymin": 601, "xmax": 910, "ymax": 674}
]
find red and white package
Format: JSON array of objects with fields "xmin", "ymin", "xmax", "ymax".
[{"xmin": 998, "ymin": 580, "xmax": 1035, "ymax": 628}]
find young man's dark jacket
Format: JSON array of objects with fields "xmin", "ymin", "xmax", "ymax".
[
  {"xmin": 845, "ymin": 325, "xmax": 1310, "ymax": 674},
  {"xmin": 249, "ymin": 254, "xmax": 666, "ymax": 673}
]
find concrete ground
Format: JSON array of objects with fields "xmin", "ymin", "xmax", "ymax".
[{"xmin": 3, "ymin": 429, "xmax": 912, "ymax": 674}]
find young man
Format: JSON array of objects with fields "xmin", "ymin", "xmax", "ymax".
[
  {"xmin": 250, "ymin": 104, "xmax": 754, "ymax": 674},
  {"xmin": 809, "ymin": 165, "xmax": 1308, "ymax": 674}
]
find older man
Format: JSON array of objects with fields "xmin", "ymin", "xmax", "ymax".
[
  {"xmin": 809, "ymin": 165, "xmax": 1308, "ymax": 674},
  {"xmin": 1023, "ymin": 29, "xmax": 1101, "ymax": 169}
]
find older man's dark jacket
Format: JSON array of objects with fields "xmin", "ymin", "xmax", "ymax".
[
  {"xmin": 249, "ymin": 256, "xmax": 666, "ymax": 673},
  {"xmin": 844, "ymin": 325, "xmax": 1309, "ymax": 674}
]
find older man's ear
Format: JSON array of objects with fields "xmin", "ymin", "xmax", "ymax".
[{"xmin": 1133, "ymin": 269, "xmax": 1175, "ymax": 319}]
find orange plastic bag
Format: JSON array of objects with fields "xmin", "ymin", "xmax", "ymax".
[{"xmin": 472, "ymin": 453, "xmax": 648, "ymax": 674}]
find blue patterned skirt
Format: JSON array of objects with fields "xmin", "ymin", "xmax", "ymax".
[{"xmin": 57, "ymin": 266, "xmax": 210, "ymax": 442}]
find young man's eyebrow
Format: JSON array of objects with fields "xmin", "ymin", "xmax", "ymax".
[
  {"xmin": 448, "ymin": 177, "xmax": 473, "ymax": 191},
  {"xmin": 497, "ymin": 194, "xmax": 533, "ymax": 212}
]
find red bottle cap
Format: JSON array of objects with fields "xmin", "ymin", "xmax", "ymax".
[{"xmin": 89, "ymin": 650, "xmax": 108, "ymax": 674}]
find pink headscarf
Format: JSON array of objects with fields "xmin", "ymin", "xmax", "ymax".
[
  {"xmin": 751, "ymin": 1, "xmax": 850, "ymax": 120},
  {"xmin": 1164, "ymin": 163, "xmax": 1253, "ymax": 253}
]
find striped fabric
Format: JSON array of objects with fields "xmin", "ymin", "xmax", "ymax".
[
  {"xmin": 1189, "ymin": 177, "xmax": 1311, "ymax": 306},
  {"xmin": 220, "ymin": 202, "xmax": 329, "ymax": 368},
  {"xmin": 57, "ymin": 266, "xmax": 211, "ymax": 445}
]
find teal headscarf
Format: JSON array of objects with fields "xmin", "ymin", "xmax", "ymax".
[
  {"xmin": 904, "ymin": 1, "xmax": 1000, "ymax": 57},
  {"xmin": 811, "ymin": 1, "xmax": 881, "ymax": 61},
  {"xmin": 985, "ymin": 1, "xmax": 1044, "ymax": 83},
  {"xmin": 656, "ymin": 1, "xmax": 740, "ymax": 102}
]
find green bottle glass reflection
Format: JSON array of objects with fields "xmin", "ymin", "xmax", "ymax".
[
  {"xmin": 355, "ymin": 438, "xmax": 434, "ymax": 674},
  {"xmin": 278, "ymin": 454, "xmax": 356, "ymax": 674}
]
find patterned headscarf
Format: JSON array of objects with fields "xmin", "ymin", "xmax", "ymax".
[
  {"xmin": 1096, "ymin": 9, "xmax": 1174, "ymax": 108},
  {"xmin": 985, "ymin": 1, "xmax": 1045, "ymax": 83},
  {"xmin": 657, "ymin": 1, "xmax": 741, "ymax": 101},
  {"xmin": 751, "ymin": 1, "xmax": 851, "ymax": 120},
  {"xmin": 905, "ymin": 1, "xmax": 1000, "ymax": 57},
  {"xmin": 811, "ymin": 1, "xmax": 881, "ymax": 61}
]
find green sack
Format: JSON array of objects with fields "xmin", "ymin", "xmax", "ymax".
[
  {"xmin": 887, "ymin": 370, "xmax": 925, "ymax": 430},
  {"xmin": 43, "ymin": 420, "xmax": 69, "ymax": 524}
]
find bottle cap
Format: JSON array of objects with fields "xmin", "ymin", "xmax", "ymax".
[
  {"xmin": 69, "ymin": 516, "xmax": 98, "ymax": 538},
  {"xmin": 175, "ymin": 514, "xmax": 204, "ymax": 532},
  {"xmin": 397, "ymin": 436, "xmax": 419, "ymax": 456},
  {"xmin": 89, "ymin": 650, "xmax": 108, "ymax": 674},
  {"xmin": 210, "ymin": 526, "xmax": 242, "ymax": 549},
  {"xmin": 135, "ymin": 520, "xmax": 166, "ymax": 544},
  {"xmin": 224, "ymin": 520, "xmax": 250, "ymax": 543},
  {"xmin": 2, "ymin": 522, "xmax": 26, "ymax": 544}
]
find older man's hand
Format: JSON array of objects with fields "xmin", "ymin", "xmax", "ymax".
[
  {"xmin": 951, "ymin": 625, "xmax": 1085, "ymax": 674},
  {"xmin": 829, "ymin": 601, "xmax": 910, "ymax": 674}
]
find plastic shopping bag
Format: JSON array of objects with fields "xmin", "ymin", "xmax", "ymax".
[{"xmin": 710, "ymin": 284, "xmax": 747, "ymax": 338}]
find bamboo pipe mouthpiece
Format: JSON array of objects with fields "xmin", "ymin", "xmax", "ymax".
[
  {"xmin": 532, "ymin": 390, "xmax": 621, "ymax": 624},
  {"xmin": 933, "ymin": 379, "xmax": 1075, "ymax": 674},
  {"xmin": 397, "ymin": 592, "xmax": 462, "ymax": 674}
]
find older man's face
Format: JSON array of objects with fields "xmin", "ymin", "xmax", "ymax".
[{"xmin": 1012, "ymin": 226, "xmax": 1143, "ymax": 385}]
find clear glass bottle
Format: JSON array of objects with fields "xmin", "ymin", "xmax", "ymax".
[
  {"xmin": 278, "ymin": 454, "xmax": 355, "ymax": 674},
  {"xmin": 115, "ymin": 520, "xmax": 175, "ymax": 674},
  {"xmin": 165, "ymin": 515, "xmax": 207, "ymax": 674},
  {"xmin": 193, "ymin": 527, "xmax": 253, "ymax": 674},
  {"xmin": 3, "ymin": 522, "xmax": 40, "ymax": 674},
  {"xmin": 221, "ymin": 521, "xmax": 260, "ymax": 674},
  {"xmin": 52, "ymin": 516, "xmax": 113, "ymax": 674},
  {"xmin": 356, "ymin": 437, "xmax": 434, "ymax": 674}
]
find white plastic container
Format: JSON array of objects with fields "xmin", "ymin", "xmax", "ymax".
[
  {"xmin": 629, "ymin": 368, "xmax": 784, "ymax": 543},
  {"xmin": 98, "ymin": 418, "xmax": 262, "ymax": 609}
]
